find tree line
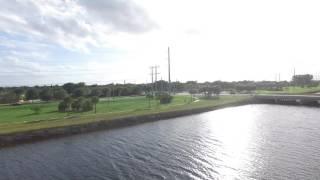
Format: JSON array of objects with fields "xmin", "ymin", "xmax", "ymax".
[
  {"xmin": 0, "ymin": 74, "xmax": 318, "ymax": 104},
  {"xmin": 0, "ymin": 83, "xmax": 146, "ymax": 104}
]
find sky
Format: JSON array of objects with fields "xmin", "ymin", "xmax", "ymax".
[{"xmin": 1, "ymin": 0, "xmax": 320, "ymax": 86}]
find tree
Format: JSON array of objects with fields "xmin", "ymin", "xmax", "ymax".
[
  {"xmin": 200, "ymin": 87, "xmax": 212, "ymax": 98},
  {"xmin": 0, "ymin": 92, "xmax": 19, "ymax": 104},
  {"xmin": 101, "ymin": 88, "xmax": 110, "ymax": 97},
  {"xmin": 62, "ymin": 83, "xmax": 76, "ymax": 94},
  {"xmin": 71, "ymin": 97, "xmax": 84, "ymax": 112},
  {"xmin": 58, "ymin": 101, "xmax": 68, "ymax": 112},
  {"xmin": 53, "ymin": 88, "xmax": 67, "ymax": 100},
  {"xmin": 77, "ymin": 82, "xmax": 86, "ymax": 87},
  {"xmin": 90, "ymin": 88, "xmax": 101, "ymax": 97},
  {"xmin": 25, "ymin": 88, "xmax": 39, "ymax": 101},
  {"xmin": 91, "ymin": 96, "xmax": 99, "ymax": 113},
  {"xmin": 157, "ymin": 93, "xmax": 173, "ymax": 104},
  {"xmin": 39, "ymin": 88, "xmax": 53, "ymax": 102},
  {"xmin": 62, "ymin": 96, "xmax": 73, "ymax": 112},
  {"xmin": 73, "ymin": 88, "xmax": 87, "ymax": 98},
  {"xmin": 188, "ymin": 88, "xmax": 198, "ymax": 98},
  {"xmin": 212, "ymin": 86, "xmax": 221, "ymax": 96},
  {"xmin": 14, "ymin": 88, "xmax": 24, "ymax": 100},
  {"xmin": 63, "ymin": 97, "xmax": 93, "ymax": 113},
  {"xmin": 82, "ymin": 99, "xmax": 93, "ymax": 112},
  {"xmin": 58, "ymin": 96, "xmax": 73, "ymax": 112},
  {"xmin": 292, "ymin": 74, "xmax": 313, "ymax": 87},
  {"xmin": 64, "ymin": 96, "xmax": 73, "ymax": 104},
  {"xmin": 200, "ymin": 85, "xmax": 221, "ymax": 98},
  {"xmin": 155, "ymin": 80, "xmax": 169, "ymax": 92}
]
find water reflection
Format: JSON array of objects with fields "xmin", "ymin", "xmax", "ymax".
[
  {"xmin": 1, "ymin": 105, "xmax": 320, "ymax": 179},
  {"xmin": 191, "ymin": 106, "xmax": 257, "ymax": 179}
]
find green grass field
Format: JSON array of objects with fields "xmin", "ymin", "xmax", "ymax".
[
  {"xmin": 256, "ymin": 86, "xmax": 320, "ymax": 95},
  {"xmin": 0, "ymin": 95, "xmax": 249, "ymax": 134}
]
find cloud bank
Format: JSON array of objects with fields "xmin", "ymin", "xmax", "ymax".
[{"xmin": 0, "ymin": 0, "xmax": 155, "ymax": 86}]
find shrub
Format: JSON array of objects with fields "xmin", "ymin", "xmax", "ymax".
[
  {"xmin": 30, "ymin": 105, "xmax": 42, "ymax": 114},
  {"xmin": 58, "ymin": 101, "xmax": 68, "ymax": 112},
  {"xmin": 158, "ymin": 93, "xmax": 173, "ymax": 104},
  {"xmin": 71, "ymin": 97, "xmax": 84, "ymax": 112},
  {"xmin": 82, "ymin": 99, "xmax": 93, "ymax": 112},
  {"xmin": 58, "ymin": 96, "xmax": 95, "ymax": 113}
]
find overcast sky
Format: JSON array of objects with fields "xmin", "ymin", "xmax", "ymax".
[{"xmin": 1, "ymin": 0, "xmax": 320, "ymax": 86}]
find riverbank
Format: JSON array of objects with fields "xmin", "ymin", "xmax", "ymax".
[
  {"xmin": 0, "ymin": 96, "xmax": 251, "ymax": 147},
  {"xmin": 255, "ymin": 86, "xmax": 320, "ymax": 95}
]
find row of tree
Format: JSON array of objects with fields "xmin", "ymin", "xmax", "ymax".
[
  {"xmin": 0, "ymin": 75, "xmax": 319, "ymax": 104},
  {"xmin": 0, "ymin": 83, "xmax": 146, "ymax": 104},
  {"xmin": 58, "ymin": 96, "xmax": 99, "ymax": 113}
]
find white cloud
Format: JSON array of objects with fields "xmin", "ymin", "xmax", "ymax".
[
  {"xmin": 0, "ymin": 0, "xmax": 155, "ymax": 51},
  {"xmin": 1, "ymin": 0, "xmax": 320, "ymax": 86}
]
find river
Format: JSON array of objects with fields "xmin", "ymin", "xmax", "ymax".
[{"xmin": 1, "ymin": 104, "xmax": 320, "ymax": 179}]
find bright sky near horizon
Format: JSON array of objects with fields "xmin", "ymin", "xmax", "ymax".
[{"xmin": 1, "ymin": 0, "xmax": 320, "ymax": 86}]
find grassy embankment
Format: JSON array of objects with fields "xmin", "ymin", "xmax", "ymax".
[
  {"xmin": 0, "ymin": 95, "xmax": 249, "ymax": 135},
  {"xmin": 256, "ymin": 86, "xmax": 320, "ymax": 95}
]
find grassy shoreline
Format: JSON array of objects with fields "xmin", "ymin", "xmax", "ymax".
[
  {"xmin": 256, "ymin": 86, "xmax": 320, "ymax": 95},
  {"xmin": 0, "ymin": 95, "xmax": 251, "ymax": 146}
]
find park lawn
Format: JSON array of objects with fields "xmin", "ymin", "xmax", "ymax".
[
  {"xmin": 0, "ymin": 95, "xmax": 250, "ymax": 134},
  {"xmin": 256, "ymin": 86, "xmax": 320, "ymax": 95},
  {"xmin": 0, "ymin": 96, "xmax": 185, "ymax": 124}
]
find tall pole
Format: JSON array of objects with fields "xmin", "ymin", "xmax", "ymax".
[
  {"xmin": 154, "ymin": 66, "xmax": 160, "ymax": 93},
  {"xmin": 168, "ymin": 47, "xmax": 171, "ymax": 94},
  {"xmin": 155, "ymin": 66, "xmax": 158, "ymax": 82},
  {"xmin": 293, "ymin": 68, "xmax": 296, "ymax": 86},
  {"xmin": 150, "ymin": 66, "xmax": 154, "ymax": 84},
  {"xmin": 150, "ymin": 66, "xmax": 154, "ymax": 95},
  {"xmin": 279, "ymin": 73, "xmax": 281, "ymax": 82}
]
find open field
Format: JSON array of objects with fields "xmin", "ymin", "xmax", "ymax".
[
  {"xmin": 0, "ymin": 95, "xmax": 250, "ymax": 135},
  {"xmin": 256, "ymin": 86, "xmax": 320, "ymax": 95}
]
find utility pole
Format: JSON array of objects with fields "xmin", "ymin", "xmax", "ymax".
[
  {"xmin": 150, "ymin": 66, "xmax": 159, "ymax": 95},
  {"xmin": 168, "ymin": 47, "xmax": 171, "ymax": 94},
  {"xmin": 293, "ymin": 68, "xmax": 296, "ymax": 85},
  {"xmin": 154, "ymin": 66, "xmax": 159, "ymax": 82},
  {"xmin": 150, "ymin": 66, "xmax": 154, "ymax": 95},
  {"xmin": 279, "ymin": 73, "xmax": 281, "ymax": 82},
  {"xmin": 154, "ymin": 65, "xmax": 160, "ymax": 93},
  {"xmin": 150, "ymin": 66, "xmax": 154, "ymax": 84}
]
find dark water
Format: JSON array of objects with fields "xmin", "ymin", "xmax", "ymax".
[{"xmin": 1, "ymin": 104, "xmax": 320, "ymax": 180}]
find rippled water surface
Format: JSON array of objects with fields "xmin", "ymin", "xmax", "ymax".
[{"xmin": 1, "ymin": 104, "xmax": 320, "ymax": 179}]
